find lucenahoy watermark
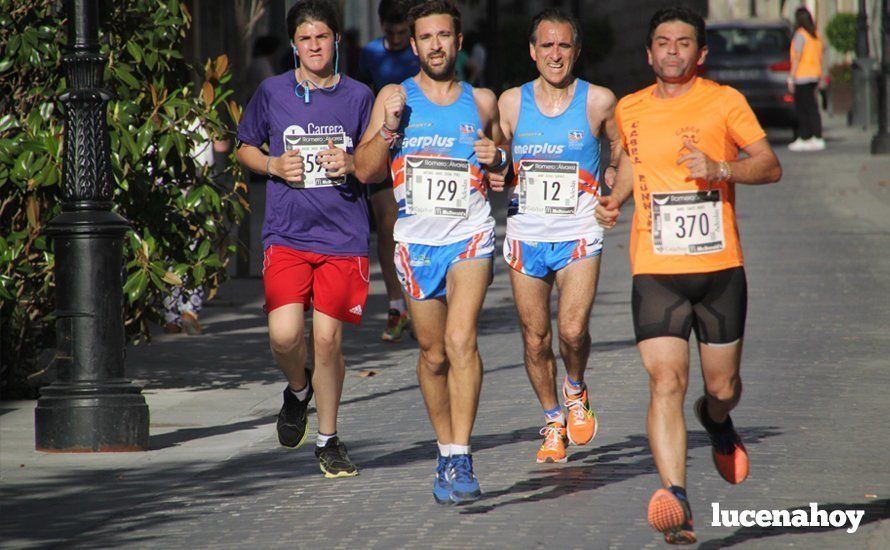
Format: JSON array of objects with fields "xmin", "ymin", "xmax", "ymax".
[{"xmin": 711, "ymin": 502, "xmax": 865, "ymax": 534}]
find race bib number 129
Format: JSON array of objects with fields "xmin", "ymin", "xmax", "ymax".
[
  {"xmin": 282, "ymin": 132, "xmax": 347, "ymax": 188},
  {"xmin": 651, "ymin": 190, "xmax": 725, "ymax": 255},
  {"xmin": 404, "ymin": 155, "xmax": 471, "ymax": 218}
]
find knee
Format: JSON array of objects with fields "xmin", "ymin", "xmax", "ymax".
[
  {"xmin": 558, "ymin": 322, "xmax": 589, "ymax": 354},
  {"xmin": 418, "ymin": 344, "xmax": 447, "ymax": 375},
  {"xmin": 444, "ymin": 328, "xmax": 477, "ymax": 361},
  {"xmin": 522, "ymin": 328, "xmax": 552, "ymax": 363},
  {"xmin": 312, "ymin": 331, "xmax": 341, "ymax": 358},
  {"xmin": 269, "ymin": 331, "xmax": 305, "ymax": 356},
  {"xmin": 648, "ymin": 366, "xmax": 688, "ymax": 398},
  {"xmin": 705, "ymin": 374, "xmax": 742, "ymax": 403}
]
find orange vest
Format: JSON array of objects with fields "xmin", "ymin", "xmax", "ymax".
[{"xmin": 791, "ymin": 29, "xmax": 823, "ymax": 80}]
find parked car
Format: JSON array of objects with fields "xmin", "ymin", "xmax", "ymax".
[{"xmin": 703, "ymin": 20, "xmax": 795, "ymax": 127}]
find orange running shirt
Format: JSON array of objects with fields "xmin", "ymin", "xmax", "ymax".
[{"xmin": 615, "ymin": 77, "xmax": 766, "ymax": 276}]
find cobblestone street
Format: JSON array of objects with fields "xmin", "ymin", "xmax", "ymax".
[{"xmin": 2, "ymin": 120, "xmax": 888, "ymax": 549}]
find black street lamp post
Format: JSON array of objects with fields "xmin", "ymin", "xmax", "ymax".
[
  {"xmin": 852, "ymin": 0, "xmax": 877, "ymax": 128},
  {"xmin": 34, "ymin": 0, "xmax": 149, "ymax": 451},
  {"xmin": 873, "ymin": 0, "xmax": 890, "ymax": 153}
]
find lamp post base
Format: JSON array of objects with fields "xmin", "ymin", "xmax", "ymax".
[
  {"xmin": 871, "ymin": 132, "xmax": 890, "ymax": 154},
  {"xmin": 35, "ymin": 381, "xmax": 149, "ymax": 452}
]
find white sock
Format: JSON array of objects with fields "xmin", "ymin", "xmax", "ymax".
[
  {"xmin": 389, "ymin": 298, "xmax": 406, "ymax": 313},
  {"xmin": 316, "ymin": 432, "xmax": 336, "ymax": 448},
  {"xmin": 289, "ymin": 383, "xmax": 309, "ymax": 402},
  {"xmin": 450, "ymin": 443, "xmax": 470, "ymax": 456},
  {"xmin": 437, "ymin": 441, "xmax": 451, "ymax": 457}
]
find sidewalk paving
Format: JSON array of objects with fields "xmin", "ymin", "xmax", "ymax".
[{"xmin": 1, "ymin": 117, "xmax": 889, "ymax": 549}]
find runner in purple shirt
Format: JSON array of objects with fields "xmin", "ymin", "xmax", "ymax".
[{"xmin": 236, "ymin": 0, "xmax": 374, "ymax": 479}]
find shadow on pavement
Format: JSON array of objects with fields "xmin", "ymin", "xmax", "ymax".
[
  {"xmin": 148, "ymin": 361, "xmax": 526, "ymax": 450},
  {"xmin": 360, "ymin": 424, "xmax": 541, "ymax": 472},
  {"xmin": 698, "ymin": 498, "xmax": 889, "ymax": 549},
  {"xmin": 0, "ymin": 448, "xmax": 319, "ymax": 548},
  {"xmin": 458, "ymin": 427, "xmax": 782, "ymax": 515}
]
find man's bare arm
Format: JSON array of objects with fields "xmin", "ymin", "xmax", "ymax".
[
  {"xmin": 355, "ymin": 83, "xmax": 405, "ymax": 184},
  {"xmin": 728, "ymin": 138, "xmax": 782, "ymax": 184},
  {"xmin": 588, "ymin": 85, "xmax": 621, "ymax": 188}
]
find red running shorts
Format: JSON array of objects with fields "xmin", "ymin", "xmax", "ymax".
[{"xmin": 262, "ymin": 244, "xmax": 370, "ymax": 324}]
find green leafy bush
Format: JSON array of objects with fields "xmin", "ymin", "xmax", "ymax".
[
  {"xmin": 829, "ymin": 63, "xmax": 853, "ymax": 85},
  {"xmin": 0, "ymin": 0, "xmax": 246, "ymax": 397},
  {"xmin": 825, "ymin": 13, "xmax": 857, "ymax": 54}
]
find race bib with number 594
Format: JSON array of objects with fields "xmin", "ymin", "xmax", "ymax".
[{"xmin": 282, "ymin": 132, "xmax": 347, "ymax": 188}]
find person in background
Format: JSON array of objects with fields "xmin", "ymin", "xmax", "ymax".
[
  {"xmin": 246, "ymin": 35, "xmax": 281, "ymax": 102},
  {"xmin": 787, "ymin": 6, "xmax": 826, "ymax": 152},
  {"xmin": 464, "ymin": 30, "xmax": 486, "ymax": 87},
  {"xmin": 163, "ymin": 130, "xmax": 229, "ymax": 336},
  {"xmin": 357, "ymin": 0, "xmax": 421, "ymax": 343}
]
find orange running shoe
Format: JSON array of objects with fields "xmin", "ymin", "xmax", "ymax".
[
  {"xmin": 535, "ymin": 422, "xmax": 567, "ymax": 463},
  {"xmin": 564, "ymin": 387, "xmax": 597, "ymax": 445},
  {"xmin": 381, "ymin": 309, "xmax": 410, "ymax": 342},
  {"xmin": 694, "ymin": 396, "xmax": 749, "ymax": 484},
  {"xmin": 647, "ymin": 487, "xmax": 696, "ymax": 545}
]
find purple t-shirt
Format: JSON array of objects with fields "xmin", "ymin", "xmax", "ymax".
[{"xmin": 237, "ymin": 71, "xmax": 374, "ymax": 256}]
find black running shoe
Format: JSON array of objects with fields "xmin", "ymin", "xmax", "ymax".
[
  {"xmin": 315, "ymin": 436, "xmax": 359, "ymax": 478},
  {"xmin": 276, "ymin": 369, "xmax": 313, "ymax": 448},
  {"xmin": 694, "ymin": 396, "xmax": 749, "ymax": 484}
]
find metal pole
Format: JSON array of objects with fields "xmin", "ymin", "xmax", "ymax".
[
  {"xmin": 873, "ymin": 0, "xmax": 890, "ymax": 153},
  {"xmin": 857, "ymin": 0, "xmax": 870, "ymax": 58},
  {"xmin": 852, "ymin": 0, "xmax": 877, "ymax": 128},
  {"xmin": 34, "ymin": 0, "xmax": 149, "ymax": 451}
]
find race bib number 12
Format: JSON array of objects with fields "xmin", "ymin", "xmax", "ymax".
[
  {"xmin": 404, "ymin": 155, "xmax": 471, "ymax": 218},
  {"xmin": 282, "ymin": 132, "xmax": 347, "ymax": 188},
  {"xmin": 518, "ymin": 160, "xmax": 578, "ymax": 216},
  {"xmin": 651, "ymin": 190, "xmax": 725, "ymax": 255}
]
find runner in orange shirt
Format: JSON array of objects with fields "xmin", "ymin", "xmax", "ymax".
[{"xmin": 595, "ymin": 7, "xmax": 782, "ymax": 545}]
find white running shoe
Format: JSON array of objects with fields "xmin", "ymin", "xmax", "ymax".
[
  {"xmin": 787, "ymin": 138, "xmax": 808, "ymax": 152},
  {"xmin": 807, "ymin": 137, "xmax": 826, "ymax": 151}
]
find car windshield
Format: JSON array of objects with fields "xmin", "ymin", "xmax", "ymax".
[{"xmin": 706, "ymin": 27, "xmax": 790, "ymax": 55}]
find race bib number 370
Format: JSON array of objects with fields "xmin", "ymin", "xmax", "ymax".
[
  {"xmin": 651, "ymin": 190, "xmax": 725, "ymax": 255},
  {"xmin": 282, "ymin": 132, "xmax": 347, "ymax": 188},
  {"xmin": 404, "ymin": 155, "xmax": 471, "ymax": 218},
  {"xmin": 518, "ymin": 160, "xmax": 578, "ymax": 216}
]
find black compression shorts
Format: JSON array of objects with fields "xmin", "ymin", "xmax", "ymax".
[{"xmin": 631, "ymin": 267, "xmax": 747, "ymax": 345}]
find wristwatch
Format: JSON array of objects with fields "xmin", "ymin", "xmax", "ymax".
[{"xmin": 491, "ymin": 147, "xmax": 508, "ymax": 170}]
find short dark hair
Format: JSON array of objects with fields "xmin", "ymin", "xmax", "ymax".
[
  {"xmin": 646, "ymin": 6, "xmax": 706, "ymax": 49},
  {"xmin": 287, "ymin": 0, "xmax": 341, "ymax": 42},
  {"xmin": 529, "ymin": 8, "xmax": 582, "ymax": 48},
  {"xmin": 407, "ymin": 0, "xmax": 462, "ymax": 38},
  {"xmin": 379, "ymin": 0, "xmax": 416, "ymax": 25}
]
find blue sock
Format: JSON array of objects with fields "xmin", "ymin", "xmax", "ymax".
[
  {"xmin": 564, "ymin": 375, "xmax": 584, "ymax": 396},
  {"xmin": 544, "ymin": 404, "xmax": 565, "ymax": 425}
]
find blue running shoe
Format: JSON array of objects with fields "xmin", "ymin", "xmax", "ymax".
[
  {"xmin": 432, "ymin": 453, "xmax": 453, "ymax": 505},
  {"xmin": 449, "ymin": 454, "xmax": 481, "ymax": 504}
]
